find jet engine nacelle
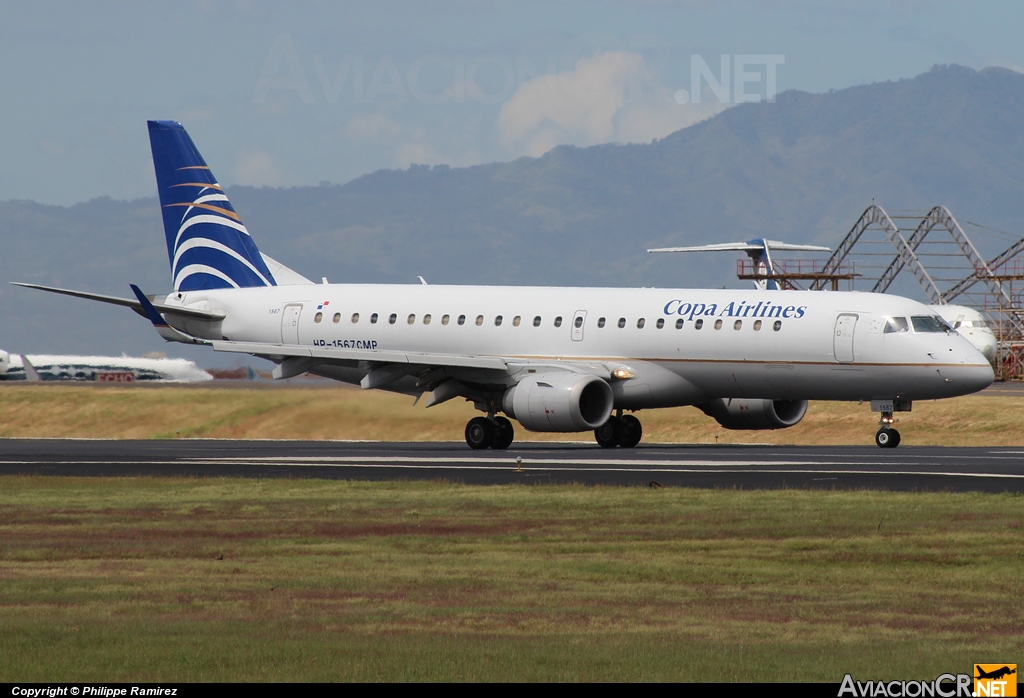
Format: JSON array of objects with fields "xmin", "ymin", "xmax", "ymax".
[
  {"xmin": 503, "ymin": 372, "xmax": 614, "ymax": 432},
  {"xmin": 0, "ymin": 350, "xmax": 9, "ymax": 375},
  {"xmin": 699, "ymin": 398, "xmax": 808, "ymax": 430}
]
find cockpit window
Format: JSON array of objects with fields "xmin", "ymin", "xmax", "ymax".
[
  {"xmin": 911, "ymin": 315, "xmax": 952, "ymax": 333},
  {"xmin": 884, "ymin": 317, "xmax": 909, "ymax": 334}
]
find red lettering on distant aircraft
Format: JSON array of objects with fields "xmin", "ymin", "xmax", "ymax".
[{"xmin": 96, "ymin": 372, "xmax": 136, "ymax": 383}]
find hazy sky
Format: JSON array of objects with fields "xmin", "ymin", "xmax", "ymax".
[{"xmin": 1, "ymin": 1, "xmax": 1021, "ymax": 206}]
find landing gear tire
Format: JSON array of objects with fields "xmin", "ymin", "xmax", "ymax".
[
  {"xmin": 875, "ymin": 427, "xmax": 901, "ymax": 449},
  {"xmin": 619, "ymin": 415, "xmax": 643, "ymax": 448},
  {"xmin": 594, "ymin": 416, "xmax": 623, "ymax": 448},
  {"xmin": 491, "ymin": 416, "xmax": 514, "ymax": 450},
  {"xmin": 466, "ymin": 417, "xmax": 495, "ymax": 450}
]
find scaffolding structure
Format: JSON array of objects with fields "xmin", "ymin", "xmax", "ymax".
[{"xmin": 736, "ymin": 258, "xmax": 859, "ymax": 291}]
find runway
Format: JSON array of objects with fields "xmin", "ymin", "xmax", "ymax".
[{"xmin": 2, "ymin": 439, "xmax": 1024, "ymax": 492}]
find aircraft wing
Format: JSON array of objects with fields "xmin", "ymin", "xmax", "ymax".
[
  {"xmin": 210, "ymin": 339, "xmax": 509, "ymax": 371},
  {"xmin": 209, "ymin": 340, "xmax": 630, "ymax": 394},
  {"xmin": 11, "ymin": 282, "xmax": 225, "ymax": 320}
]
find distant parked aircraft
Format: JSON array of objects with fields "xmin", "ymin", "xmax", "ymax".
[
  {"xmin": 930, "ymin": 304, "xmax": 998, "ymax": 363},
  {"xmin": 0, "ymin": 349, "xmax": 212, "ymax": 383}
]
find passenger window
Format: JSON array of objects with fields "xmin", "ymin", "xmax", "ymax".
[
  {"xmin": 637, "ymin": 318, "xmax": 645, "ymax": 329},
  {"xmin": 714, "ymin": 319, "xmax": 722, "ymax": 330},
  {"xmin": 618, "ymin": 317, "xmax": 626, "ymax": 328},
  {"xmin": 407, "ymin": 314, "xmax": 416, "ymax": 324},
  {"xmin": 554, "ymin": 316, "xmax": 562, "ymax": 327},
  {"xmin": 574, "ymin": 316, "xmax": 583, "ymax": 328},
  {"xmin": 695, "ymin": 319, "xmax": 703, "ymax": 330},
  {"xmin": 533, "ymin": 316, "xmax": 541, "ymax": 327},
  {"xmin": 441, "ymin": 314, "xmax": 450, "ymax": 325},
  {"xmin": 314, "ymin": 312, "xmax": 323, "ymax": 323},
  {"xmin": 513, "ymin": 316, "xmax": 521, "ymax": 327},
  {"xmin": 333, "ymin": 313, "xmax": 341, "ymax": 323},
  {"xmin": 423, "ymin": 314, "xmax": 431, "ymax": 325},
  {"xmin": 350, "ymin": 313, "xmax": 358, "ymax": 323},
  {"xmin": 370, "ymin": 313, "xmax": 378, "ymax": 324},
  {"xmin": 389, "ymin": 313, "xmax": 397, "ymax": 324},
  {"xmin": 656, "ymin": 318, "xmax": 664, "ymax": 329},
  {"xmin": 884, "ymin": 317, "xmax": 909, "ymax": 334},
  {"xmin": 733, "ymin": 320, "xmax": 742, "ymax": 330},
  {"xmin": 773, "ymin": 320, "xmax": 782, "ymax": 331},
  {"xmin": 495, "ymin": 315, "xmax": 503, "ymax": 326},
  {"xmin": 458, "ymin": 315, "xmax": 466, "ymax": 325},
  {"xmin": 597, "ymin": 317, "xmax": 606, "ymax": 328},
  {"xmin": 675, "ymin": 318, "xmax": 684, "ymax": 329},
  {"xmin": 753, "ymin": 319, "xmax": 762, "ymax": 331},
  {"xmin": 475, "ymin": 315, "xmax": 484, "ymax": 326}
]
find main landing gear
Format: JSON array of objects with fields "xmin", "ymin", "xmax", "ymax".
[
  {"xmin": 465, "ymin": 415, "xmax": 514, "ymax": 450},
  {"xmin": 874, "ymin": 409, "xmax": 901, "ymax": 449},
  {"xmin": 594, "ymin": 413, "xmax": 642, "ymax": 448}
]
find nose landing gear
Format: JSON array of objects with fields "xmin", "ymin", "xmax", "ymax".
[{"xmin": 874, "ymin": 409, "xmax": 901, "ymax": 448}]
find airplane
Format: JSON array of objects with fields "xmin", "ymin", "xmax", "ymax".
[
  {"xmin": 975, "ymin": 666, "xmax": 1016, "ymax": 681},
  {"xmin": 0, "ymin": 349, "xmax": 212, "ymax": 382},
  {"xmin": 12, "ymin": 121, "xmax": 995, "ymax": 449}
]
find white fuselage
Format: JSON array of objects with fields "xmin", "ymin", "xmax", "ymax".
[{"xmin": 158, "ymin": 284, "xmax": 994, "ymax": 407}]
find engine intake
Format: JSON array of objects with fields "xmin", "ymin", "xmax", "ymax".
[
  {"xmin": 503, "ymin": 372, "xmax": 613, "ymax": 432},
  {"xmin": 699, "ymin": 398, "xmax": 808, "ymax": 430}
]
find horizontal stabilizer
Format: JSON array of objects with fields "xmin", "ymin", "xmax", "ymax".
[
  {"xmin": 649, "ymin": 240, "xmax": 832, "ymax": 253},
  {"xmin": 11, "ymin": 282, "xmax": 225, "ymax": 320}
]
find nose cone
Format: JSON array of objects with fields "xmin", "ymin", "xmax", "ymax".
[
  {"xmin": 952, "ymin": 362, "xmax": 995, "ymax": 394},
  {"xmin": 944, "ymin": 344, "xmax": 995, "ymax": 395}
]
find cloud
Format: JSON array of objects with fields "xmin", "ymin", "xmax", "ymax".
[
  {"xmin": 346, "ymin": 112, "xmax": 403, "ymax": 140},
  {"xmin": 498, "ymin": 51, "xmax": 726, "ymax": 157},
  {"xmin": 231, "ymin": 149, "xmax": 284, "ymax": 187}
]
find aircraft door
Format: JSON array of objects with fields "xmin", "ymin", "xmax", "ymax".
[
  {"xmin": 833, "ymin": 313, "xmax": 858, "ymax": 363},
  {"xmin": 571, "ymin": 310, "xmax": 587, "ymax": 341},
  {"xmin": 282, "ymin": 304, "xmax": 302, "ymax": 344}
]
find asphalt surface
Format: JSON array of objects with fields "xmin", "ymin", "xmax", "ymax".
[{"xmin": 2, "ymin": 438, "xmax": 1024, "ymax": 492}]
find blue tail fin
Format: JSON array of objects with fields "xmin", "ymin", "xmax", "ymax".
[{"xmin": 148, "ymin": 121, "xmax": 277, "ymax": 291}]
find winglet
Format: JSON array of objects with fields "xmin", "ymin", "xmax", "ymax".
[{"xmin": 130, "ymin": 284, "xmax": 207, "ymax": 344}]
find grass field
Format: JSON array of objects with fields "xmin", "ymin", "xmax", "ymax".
[
  {"xmin": 0, "ymin": 382, "xmax": 1023, "ymax": 445},
  {"xmin": 1, "ymin": 477, "xmax": 1021, "ymax": 682}
]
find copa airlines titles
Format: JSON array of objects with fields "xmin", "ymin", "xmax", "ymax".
[{"xmin": 663, "ymin": 299, "xmax": 809, "ymax": 321}]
